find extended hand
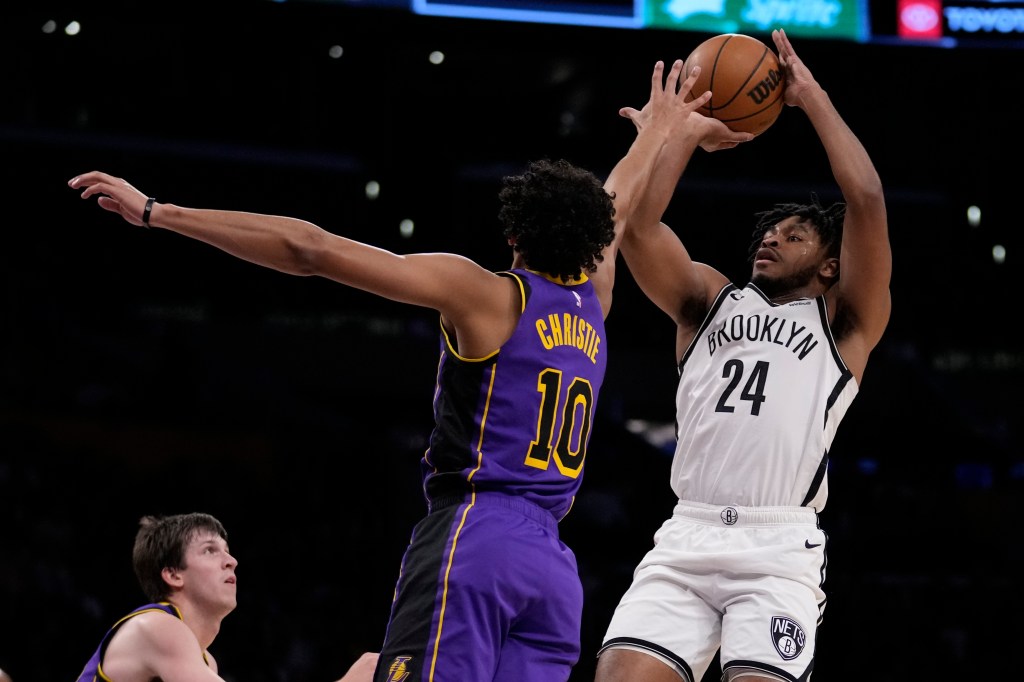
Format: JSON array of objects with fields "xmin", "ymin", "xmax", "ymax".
[
  {"xmin": 772, "ymin": 28, "xmax": 821, "ymax": 108},
  {"xmin": 68, "ymin": 171, "xmax": 153, "ymax": 228},
  {"xmin": 619, "ymin": 60, "xmax": 753, "ymax": 152}
]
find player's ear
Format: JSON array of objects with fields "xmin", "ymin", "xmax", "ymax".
[
  {"xmin": 820, "ymin": 257, "xmax": 839, "ymax": 281},
  {"xmin": 162, "ymin": 566, "xmax": 184, "ymax": 589}
]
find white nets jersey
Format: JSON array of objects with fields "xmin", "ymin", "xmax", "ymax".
[{"xmin": 672, "ymin": 282, "xmax": 858, "ymax": 510}]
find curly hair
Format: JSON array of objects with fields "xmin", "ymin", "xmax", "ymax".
[
  {"xmin": 132, "ymin": 512, "xmax": 228, "ymax": 602},
  {"xmin": 747, "ymin": 194, "xmax": 846, "ymax": 264},
  {"xmin": 497, "ymin": 159, "xmax": 616, "ymax": 283}
]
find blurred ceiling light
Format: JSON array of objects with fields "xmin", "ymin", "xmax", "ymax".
[
  {"xmin": 42, "ymin": 20, "xmax": 57, "ymax": 33},
  {"xmin": 399, "ymin": 219, "xmax": 415, "ymax": 238},
  {"xmin": 65, "ymin": 20, "xmax": 81, "ymax": 36},
  {"xmin": 365, "ymin": 180, "xmax": 380, "ymax": 200},
  {"xmin": 429, "ymin": 50, "xmax": 445, "ymax": 65},
  {"xmin": 328, "ymin": 45, "xmax": 344, "ymax": 59},
  {"xmin": 992, "ymin": 244, "xmax": 1006, "ymax": 265},
  {"xmin": 967, "ymin": 204, "xmax": 981, "ymax": 227}
]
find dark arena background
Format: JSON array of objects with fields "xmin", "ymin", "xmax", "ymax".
[{"xmin": 2, "ymin": 1, "xmax": 1022, "ymax": 680}]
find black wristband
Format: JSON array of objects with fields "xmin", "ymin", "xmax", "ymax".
[{"xmin": 142, "ymin": 197, "xmax": 156, "ymax": 228}]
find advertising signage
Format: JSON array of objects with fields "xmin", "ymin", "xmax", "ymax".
[
  {"xmin": 411, "ymin": 0, "xmax": 871, "ymax": 40},
  {"xmin": 643, "ymin": 0, "xmax": 869, "ymax": 41},
  {"xmin": 290, "ymin": 1, "xmax": 1024, "ymax": 47}
]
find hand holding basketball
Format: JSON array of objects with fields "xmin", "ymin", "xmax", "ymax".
[
  {"xmin": 771, "ymin": 28, "xmax": 818, "ymax": 108},
  {"xmin": 683, "ymin": 33, "xmax": 785, "ymax": 136}
]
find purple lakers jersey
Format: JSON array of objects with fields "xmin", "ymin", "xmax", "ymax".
[{"xmin": 421, "ymin": 268, "xmax": 607, "ymax": 521}]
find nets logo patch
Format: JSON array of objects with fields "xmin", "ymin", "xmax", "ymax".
[{"xmin": 771, "ymin": 615, "xmax": 806, "ymax": 660}]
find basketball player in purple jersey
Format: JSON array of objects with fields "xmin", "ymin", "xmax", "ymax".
[
  {"xmin": 594, "ymin": 29, "xmax": 892, "ymax": 682},
  {"xmin": 74, "ymin": 513, "xmax": 377, "ymax": 682},
  {"xmin": 69, "ymin": 64, "xmax": 749, "ymax": 681},
  {"xmin": 74, "ymin": 513, "xmax": 239, "ymax": 682}
]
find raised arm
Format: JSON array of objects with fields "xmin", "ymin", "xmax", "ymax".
[
  {"xmin": 615, "ymin": 61, "xmax": 748, "ymax": 329},
  {"xmin": 590, "ymin": 61, "xmax": 716, "ymax": 317},
  {"xmin": 773, "ymin": 29, "xmax": 891, "ymax": 374}
]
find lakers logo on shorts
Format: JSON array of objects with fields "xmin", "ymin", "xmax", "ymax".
[
  {"xmin": 385, "ymin": 655, "xmax": 412, "ymax": 681},
  {"xmin": 771, "ymin": 615, "xmax": 806, "ymax": 660}
]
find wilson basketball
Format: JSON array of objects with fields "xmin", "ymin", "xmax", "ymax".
[{"xmin": 682, "ymin": 33, "xmax": 785, "ymax": 136}]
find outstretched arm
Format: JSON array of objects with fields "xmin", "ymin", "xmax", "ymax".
[
  {"xmin": 773, "ymin": 29, "xmax": 891, "ymax": 374},
  {"xmin": 615, "ymin": 61, "xmax": 747, "ymax": 330},
  {"xmin": 590, "ymin": 61, "xmax": 725, "ymax": 317},
  {"xmin": 67, "ymin": 172, "xmax": 505, "ymax": 318}
]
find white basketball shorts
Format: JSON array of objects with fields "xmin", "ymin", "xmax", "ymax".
[{"xmin": 598, "ymin": 500, "xmax": 827, "ymax": 682}]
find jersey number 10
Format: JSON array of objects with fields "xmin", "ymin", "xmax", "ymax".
[{"xmin": 524, "ymin": 368, "xmax": 594, "ymax": 479}]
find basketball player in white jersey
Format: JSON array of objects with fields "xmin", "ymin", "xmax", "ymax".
[{"xmin": 594, "ymin": 29, "xmax": 891, "ymax": 682}]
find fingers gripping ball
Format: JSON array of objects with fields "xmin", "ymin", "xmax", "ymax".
[{"xmin": 683, "ymin": 33, "xmax": 784, "ymax": 136}]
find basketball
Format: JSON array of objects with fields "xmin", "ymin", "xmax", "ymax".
[{"xmin": 682, "ymin": 33, "xmax": 785, "ymax": 136}]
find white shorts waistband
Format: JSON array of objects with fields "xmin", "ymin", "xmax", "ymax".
[{"xmin": 674, "ymin": 499, "xmax": 818, "ymax": 526}]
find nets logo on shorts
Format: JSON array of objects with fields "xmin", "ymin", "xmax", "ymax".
[
  {"xmin": 771, "ymin": 615, "xmax": 806, "ymax": 660},
  {"xmin": 720, "ymin": 506, "xmax": 739, "ymax": 525}
]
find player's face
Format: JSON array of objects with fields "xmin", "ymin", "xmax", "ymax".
[
  {"xmin": 180, "ymin": 531, "xmax": 238, "ymax": 614},
  {"xmin": 750, "ymin": 217, "xmax": 825, "ymax": 290}
]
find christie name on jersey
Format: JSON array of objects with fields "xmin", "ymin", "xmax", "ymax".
[
  {"xmin": 535, "ymin": 313, "xmax": 602, "ymax": 363},
  {"xmin": 707, "ymin": 313, "xmax": 819, "ymax": 359}
]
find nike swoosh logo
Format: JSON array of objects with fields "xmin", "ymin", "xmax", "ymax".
[{"xmin": 805, "ymin": 540, "xmax": 822, "ymax": 549}]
